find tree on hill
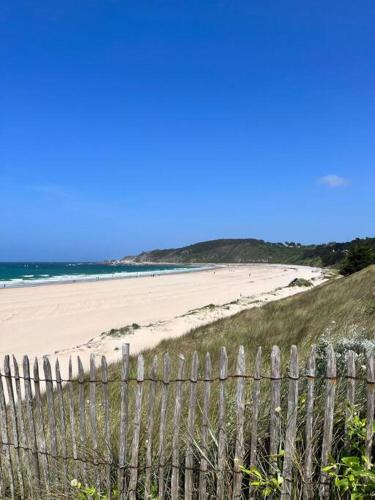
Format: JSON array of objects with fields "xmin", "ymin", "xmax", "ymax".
[{"xmin": 340, "ymin": 244, "xmax": 375, "ymax": 276}]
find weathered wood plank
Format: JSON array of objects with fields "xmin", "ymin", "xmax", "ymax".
[
  {"xmin": 217, "ymin": 347, "xmax": 228, "ymax": 500},
  {"xmin": 43, "ymin": 356, "xmax": 58, "ymax": 486},
  {"xmin": 101, "ymin": 356, "xmax": 112, "ymax": 499},
  {"xmin": 345, "ymin": 350, "xmax": 356, "ymax": 448},
  {"xmin": 129, "ymin": 355, "xmax": 145, "ymax": 500},
  {"xmin": 0, "ymin": 371, "xmax": 16, "ymax": 499},
  {"xmin": 303, "ymin": 345, "xmax": 316, "ymax": 500},
  {"xmin": 250, "ymin": 347, "xmax": 262, "ymax": 468},
  {"xmin": 33, "ymin": 358, "xmax": 50, "ymax": 494},
  {"xmin": 4, "ymin": 356, "xmax": 25, "ymax": 497},
  {"xmin": 198, "ymin": 353, "xmax": 212, "ymax": 500},
  {"xmin": 158, "ymin": 353, "xmax": 171, "ymax": 499},
  {"xmin": 270, "ymin": 345, "xmax": 281, "ymax": 465},
  {"xmin": 12, "ymin": 356, "xmax": 31, "ymax": 485},
  {"xmin": 55, "ymin": 359, "xmax": 68, "ymax": 494},
  {"xmin": 185, "ymin": 352, "xmax": 199, "ymax": 500},
  {"xmin": 232, "ymin": 346, "xmax": 246, "ymax": 500},
  {"xmin": 144, "ymin": 355, "xmax": 158, "ymax": 500},
  {"xmin": 118, "ymin": 344, "xmax": 130, "ymax": 500},
  {"xmin": 170, "ymin": 355, "xmax": 185, "ymax": 500},
  {"xmin": 365, "ymin": 352, "xmax": 374, "ymax": 465},
  {"xmin": 77, "ymin": 356, "xmax": 88, "ymax": 485},
  {"xmin": 22, "ymin": 355, "xmax": 40, "ymax": 496},
  {"xmin": 281, "ymin": 345, "xmax": 299, "ymax": 498},
  {"xmin": 68, "ymin": 357, "xmax": 79, "ymax": 481},
  {"xmin": 346, "ymin": 350, "xmax": 356, "ymax": 414},
  {"xmin": 319, "ymin": 345, "xmax": 336, "ymax": 498},
  {"xmin": 89, "ymin": 354, "xmax": 99, "ymax": 491}
]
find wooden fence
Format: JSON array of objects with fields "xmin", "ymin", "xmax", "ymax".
[{"xmin": 0, "ymin": 344, "xmax": 374, "ymax": 499}]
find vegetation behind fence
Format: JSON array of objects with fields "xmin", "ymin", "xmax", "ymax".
[{"xmin": 0, "ymin": 344, "xmax": 374, "ymax": 499}]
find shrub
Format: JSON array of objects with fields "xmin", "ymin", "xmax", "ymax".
[
  {"xmin": 341, "ymin": 244, "xmax": 375, "ymax": 276},
  {"xmin": 322, "ymin": 412, "xmax": 375, "ymax": 499}
]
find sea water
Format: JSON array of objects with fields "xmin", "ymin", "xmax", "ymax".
[{"xmin": 0, "ymin": 262, "xmax": 204, "ymax": 287}]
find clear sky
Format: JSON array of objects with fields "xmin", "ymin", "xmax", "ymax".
[{"xmin": 1, "ymin": 1, "xmax": 374, "ymax": 261}]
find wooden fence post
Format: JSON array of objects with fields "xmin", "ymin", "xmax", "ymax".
[
  {"xmin": 270, "ymin": 345, "xmax": 281, "ymax": 467},
  {"xmin": 170, "ymin": 355, "xmax": 185, "ymax": 500},
  {"xmin": 346, "ymin": 350, "xmax": 356, "ymax": 419},
  {"xmin": 303, "ymin": 345, "xmax": 316, "ymax": 500},
  {"xmin": 217, "ymin": 347, "xmax": 228, "ymax": 500},
  {"xmin": 33, "ymin": 358, "xmax": 50, "ymax": 494},
  {"xmin": 0, "ymin": 370, "xmax": 16, "ymax": 499},
  {"xmin": 144, "ymin": 355, "xmax": 158, "ymax": 500},
  {"xmin": 43, "ymin": 356, "xmax": 58, "ymax": 486},
  {"xmin": 129, "ymin": 355, "xmax": 145, "ymax": 499},
  {"xmin": 158, "ymin": 353, "xmax": 171, "ymax": 499},
  {"xmin": 319, "ymin": 345, "xmax": 336, "ymax": 498},
  {"xmin": 77, "ymin": 356, "xmax": 88, "ymax": 486},
  {"xmin": 22, "ymin": 355, "xmax": 40, "ymax": 496},
  {"xmin": 232, "ymin": 346, "xmax": 245, "ymax": 500},
  {"xmin": 68, "ymin": 357, "xmax": 79, "ymax": 481},
  {"xmin": 198, "ymin": 353, "xmax": 212, "ymax": 500},
  {"xmin": 281, "ymin": 345, "xmax": 299, "ymax": 498},
  {"xmin": 4, "ymin": 356, "xmax": 25, "ymax": 497},
  {"xmin": 365, "ymin": 352, "xmax": 374, "ymax": 465},
  {"xmin": 55, "ymin": 359, "xmax": 68, "ymax": 493},
  {"xmin": 13, "ymin": 356, "xmax": 33, "ymax": 492},
  {"xmin": 345, "ymin": 350, "xmax": 356, "ymax": 450},
  {"xmin": 101, "ymin": 356, "xmax": 112, "ymax": 499},
  {"xmin": 118, "ymin": 343, "xmax": 130, "ymax": 500},
  {"xmin": 185, "ymin": 351, "xmax": 199, "ymax": 499},
  {"xmin": 250, "ymin": 347, "xmax": 262, "ymax": 468},
  {"xmin": 89, "ymin": 354, "xmax": 99, "ymax": 491}
]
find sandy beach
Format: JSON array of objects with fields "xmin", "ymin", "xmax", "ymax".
[{"xmin": 0, "ymin": 264, "xmax": 325, "ymax": 374}]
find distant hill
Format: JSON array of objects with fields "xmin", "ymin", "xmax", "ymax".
[{"xmin": 123, "ymin": 237, "xmax": 375, "ymax": 267}]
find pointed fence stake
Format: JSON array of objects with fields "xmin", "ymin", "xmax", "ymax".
[
  {"xmin": 365, "ymin": 352, "xmax": 375, "ymax": 465},
  {"xmin": 170, "ymin": 355, "xmax": 185, "ymax": 500},
  {"xmin": 118, "ymin": 344, "xmax": 130, "ymax": 499},
  {"xmin": 303, "ymin": 345, "xmax": 316, "ymax": 500},
  {"xmin": 217, "ymin": 347, "xmax": 228, "ymax": 500},
  {"xmin": 129, "ymin": 355, "xmax": 145, "ymax": 499},
  {"xmin": 319, "ymin": 345, "xmax": 336, "ymax": 498},
  {"xmin": 232, "ymin": 346, "xmax": 246, "ymax": 500},
  {"xmin": 158, "ymin": 353, "xmax": 171, "ymax": 499},
  {"xmin": 198, "ymin": 353, "xmax": 212, "ymax": 500},
  {"xmin": 144, "ymin": 355, "xmax": 158, "ymax": 500},
  {"xmin": 281, "ymin": 346, "xmax": 299, "ymax": 499}
]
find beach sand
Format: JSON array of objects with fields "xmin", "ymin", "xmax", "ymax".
[{"xmin": 0, "ymin": 264, "xmax": 325, "ymax": 375}]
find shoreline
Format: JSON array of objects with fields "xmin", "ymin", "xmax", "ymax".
[
  {"xmin": 0, "ymin": 263, "xmax": 326, "ymax": 377},
  {"xmin": 0, "ymin": 263, "xmax": 216, "ymax": 289}
]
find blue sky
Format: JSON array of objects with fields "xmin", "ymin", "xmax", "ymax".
[{"xmin": 1, "ymin": 1, "xmax": 374, "ymax": 261}]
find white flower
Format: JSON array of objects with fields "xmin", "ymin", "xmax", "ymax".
[
  {"xmin": 275, "ymin": 406, "xmax": 281, "ymax": 414},
  {"xmin": 71, "ymin": 479, "xmax": 79, "ymax": 487}
]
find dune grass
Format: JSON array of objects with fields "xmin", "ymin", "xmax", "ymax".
[{"xmin": 119, "ymin": 264, "xmax": 375, "ymax": 374}]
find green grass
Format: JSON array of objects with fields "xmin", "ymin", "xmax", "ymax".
[{"xmin": 126, "ymin": 265, "xmax": 375, "ymax": 373}]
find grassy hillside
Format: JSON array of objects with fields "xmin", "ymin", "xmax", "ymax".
[
  {"xmin": 127, "ymin": 264, "xmax": 375, "ymax": 372},
  {"xmin": 124, "ymin": 236, "xmax": 375, "ymax": 268}
]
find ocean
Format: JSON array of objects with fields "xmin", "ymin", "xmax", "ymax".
[{"xmin": 0, "ymin": 262, "xmax": 203, "ymax": 287}]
